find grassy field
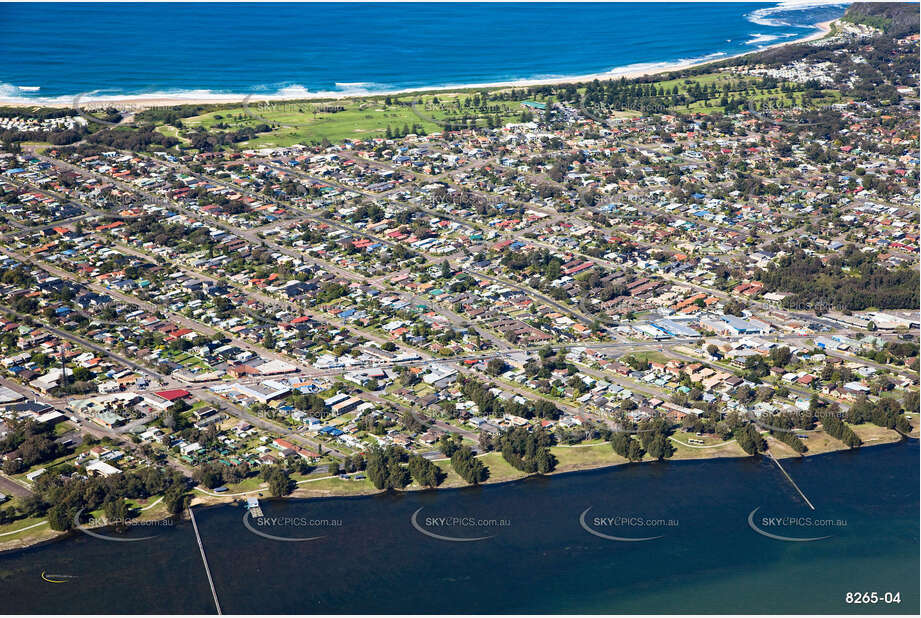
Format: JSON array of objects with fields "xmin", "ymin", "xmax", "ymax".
[
  {"xmin": 679, "ymin": 89, "xmax": 843, "ymax": 115},
  {"xmin": 52, "ymin": 421, "xmax": 75, "ymax": 437},
  {"xmin": 765, "ymin": 435, "xmax": 805, "ymax": 459},
  {"xmin": 672, "ymin": 430, "xmax": 729, "ymax": 447},
  {"xmin": 0, "ymin": 516, "xmax": 56, "ymax": 550},
  {"xmin": 669, "ymin": 435, "xmax": 747, "ymax": 460},
  {"xmin": 793, "ymin": 427, "xmax": 845, "ymax": 455},
  {"xmin": 552, "ymin": 443, "xmax": 629, "ymax": 472},
  {"xmin": 849, "ymin": 422, "xmax": 903, "ymax": 446},
  {"xmin": 155, "ymin": 124, "xmax": 189, "ymax": 144},
  {"xmin": 580, "ymin": 70, "xmax": 846, "ymax": 116},
  {"xmin": 474, "ymin": 452, "xmax": 529, "ymax": 484},
  {"xmin": 178, "ymin": 92, "xmax": 539, "ymax": 147},
  {"xmin": 624, "ymin": 350, "xmax": 671, "ymax": 365},
  {"xmin": 292, "ymin": 476, "xmax": 379, "ymax": 498},
  {"xmin": 218, "ymin": 476, "xmax": 269, "ymax": 494}
]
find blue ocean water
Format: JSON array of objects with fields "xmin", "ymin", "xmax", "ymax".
[{"xmin": 0, "ymin": 2, "xmax": 849, "ymax": 102}]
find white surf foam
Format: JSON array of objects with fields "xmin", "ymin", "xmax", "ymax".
[{"xmin": 747, "ymin": 1, "xmax": 849, "ymax": 28}]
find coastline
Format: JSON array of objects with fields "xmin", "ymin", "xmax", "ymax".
[
  {"xmin": 0, "ymin": 12, "xmax": 861, "ymax": 555},
  {"xmin": 0, "ymin": 419, "xmax": 907, "ymax": 555},
  {"xmin": 0, "ymin": 20, "xmax": 834, "ymax": 110}
]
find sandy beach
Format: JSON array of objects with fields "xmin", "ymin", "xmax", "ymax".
[{"xmin": 1, "ymin": 20, "xmax": 835, "ymax": 110}]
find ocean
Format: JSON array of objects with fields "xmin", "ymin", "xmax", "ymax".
[
  {"xmin": 0, "ymin": 2, "xmax": 851, "ymax": 103},
  {"xmin": 0, "ymin": 440, "xmax": 917, "ymax": 614}
]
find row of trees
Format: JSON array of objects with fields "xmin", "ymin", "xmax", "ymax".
[
  {"xmin": 610, "ymin": 432, "xmax": 645, "ymax": 462},
  {"xmin": 498, "ymin": 427, "xmax": 556, "ymax": 474},
  {"xmin": 846, "ymin": 397, "xmax": 912, "ymax": 435},
  {"xmin": 408, "ymin": 454, "xmax": 446, "ymax": 488},
  {"xmin": 23, "ymin": 466, "xmax": 190, "ymax": 531},
  {"xmin": 761, "ymin": 414, "xmax": 807, "ymax": 454},
  {"xmin": 758, "ymin": 247, "xmax": 919, "ymax": 312},
  {"xmin": 366, "ymin": 445, "xmax": 411, "ymax": 490},
  {"xmin": 459, "ymin": 376, "xmax": 562, "ymax": 420},
  {"xmin": 636, "ymin": 418, "xmax": 676, "ymax": 461},
  {"xmin": 734, "ymin": 423, "xmax": 768, "ymax": 456},
  {"xmin": 820, "ymin": 415, "xmax": 863, "ymax": 449},
  {"xmin": 0, "ymin": 419, "xmax": 65, "ymax": 475},
  {"xmin": 451, "ymin": 446, "xmax": 489, "ymax": 485}
]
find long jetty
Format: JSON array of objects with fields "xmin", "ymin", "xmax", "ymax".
[
  {"xmin": 189, "ymin": 506, "xmax": 223, "ymax": 615},
  {"xmin": 768, "ymin": 451, "xmax": 815, "ymax": 510}
]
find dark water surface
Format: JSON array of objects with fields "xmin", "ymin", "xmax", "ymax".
[{"xmin": 1, "ymin": 440, "xmax": 917, "ymax": 614}]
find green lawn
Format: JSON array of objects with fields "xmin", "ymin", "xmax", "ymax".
[
  {"xmin": 552, "ymin": 443, "xmax": 628, "ymax": 471},
  {"xmin": 572, "ymin": 68, "xmax": 845, "ymax": 117},
  {"xmin": 52, "ymin": 421, "xmax": 75, "ymax": 437},
  {"xmin": 672, "ymin": 430, "xmax": 726, "ymax": 447},
  {"xmin": 474, "ymin": 452, "xmax": 529, "ymax": 484},
  {"xmin": 625, "ymin": 350, "xmax": 671, "ymax": 365},
  {"xmin": 219, "ymin": 476, "xmax": 268, "ymax": 494},
  {"xmin": 669, "ymin": 436, "xmax": 747, "ymax": 460},
  {"xmin": 181, "ymin": 92, "xmax": 539, "ymax": 147},
  {"xmin": 155, "ymin": 124, "xmax": 190, "ymax": 144},
  {"xmin": 295, "ymin": 476, "xmax": 378, "ymax": 496},
  {"xmin": 0, "ymin": 515, "xmax": 51, "ymax": 544}
]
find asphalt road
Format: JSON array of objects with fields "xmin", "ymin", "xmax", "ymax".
[{"xmin": 0, "ymin": 474, "xmax": 33, "ymax": 498}]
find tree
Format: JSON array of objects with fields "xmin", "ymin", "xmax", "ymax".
[
  {"xmin": 263, "ymin": 328, "xmax": 275, "ymax": 350},
  {"xmin": 734, "ymin": 424, "xmax": 767, "ymax": 455},
  {"xmin": 498, "ymin": 427, "xmax": 556, "ymax": 473},
  {"xmin": 903, "ymin": 391, "xmax": 919, "ymax": 416},
  {"xmin": 327, "ymin": 461, "xmax": 340, "ymax": 476},
  {"xmin": 2, "ymin": 458, "xmax": 23, "ymax": 475},
  {"xmin": 610, "ymin": 432, "xmax": 645, "ymax": 462},
  {"xmin": 104, "ymin": 498, "xmax": 131, "ymax": 528},
  {"xmin": 366, "ymin": 446, "xmax": 410, "ymax": 490},
  {"xmin": 438, "ymin": 434, "xmax": 462, "ymax": 457},
  {"xmin": 821, "ymin": 414, "xmax": 862, "ymax": 448},
  {"xmin": 408, "ymin": 455, "xmax": 446, "ymax": 488},
  {"xmin": 769, "ymin": 346, "xmax": 792, "ymax": 367},
  {"xmin": 194, "ymin": 463, "xmax": 224, "ymax": 489},
  {"xmin": 387, "ymin": 458, "xmax": 411, "ymax": 489},
  {"xmin": 645, "ymin": 434, "xmax": 675, "ymax": 460},
  {"xmin": 164, "ymin": 486, "xmax": 190, "ymax": 516},
  {"xmin": 266, "ymin": 466, "xmax": 294, "ymax": 497},
  {"xmin": 451, "ymin": 446, "xmax": 489, "ymax": 484},
  {"xmin": 486, "ymin": 358, "xmax": 507, "ymax": 376},
  {"xmin": 765, "ymin": 415, "xmax": 807, "ymax": 453},
  {"xmin": 47, "ymin": 503, "xmax": 73, "ymax": 532}
]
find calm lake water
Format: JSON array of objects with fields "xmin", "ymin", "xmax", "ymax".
[{"xmin": 1, "ymin": 439, "xmax": 917, "ymax": 614}]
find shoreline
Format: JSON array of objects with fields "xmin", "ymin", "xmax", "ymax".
[
  {"xmin": 0, "ymin": 422, "xmax": 907, "ymax": 555},
  {"xmin": 0, "ymin": 20, "xmax": 834, "ymax": 110}
]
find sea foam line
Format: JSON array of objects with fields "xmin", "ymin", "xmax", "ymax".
[
  {"xmin": 747, "ymin": 0, "xmax": 849, "ymax": 28},
  {"xmin": 0, "ymin": 30, "xmax": 828, "ymax": 108}
]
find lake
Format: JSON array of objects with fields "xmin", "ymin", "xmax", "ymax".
[{"xmin": 1, "ymin": 439, "xmax": 917, "ymax": 614}]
